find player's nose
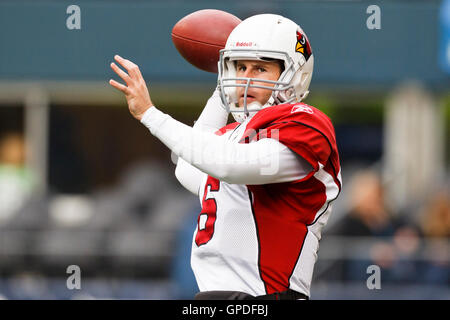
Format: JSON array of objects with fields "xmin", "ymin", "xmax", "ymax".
[
  {"xmin": 237, "ymin": 75, "xmax": 252, "ymax": 85},
  {"xmin": 237, "ymin": 72, "xmax": 255, "ymax": 85},
  {"xmin": 242, "ymin": 68, "xmax": 255, "ymax": 79}
]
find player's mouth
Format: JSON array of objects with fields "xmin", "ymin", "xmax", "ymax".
[
  {"xmin": 238, "ymin": 94, "xmax": 257, "ymax": 107},
  {"xmin": 239, "ymin": 93, "xmax": 256, "ymax": 101}
]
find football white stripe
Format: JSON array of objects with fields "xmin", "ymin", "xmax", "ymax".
[
  {"xmin": 308, "ymin": 163, "xmax": 340, "ymax": 237},
  {"xmin": 288, "ymin": 164, "xmax": 340, "ymax": 296}
]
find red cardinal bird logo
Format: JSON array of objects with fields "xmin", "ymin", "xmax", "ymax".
[{"xmin": 295, "ymin": 31, "xmax": 312, "ymax": 60}]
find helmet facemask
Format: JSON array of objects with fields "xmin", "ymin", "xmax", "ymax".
[
  {"xmin": 218, "ymin": 49, "xmax": 300, "ymax": 123},
  {"xmin": 216, "ymin": 14, "xmax": 314, "ymax": 123}
]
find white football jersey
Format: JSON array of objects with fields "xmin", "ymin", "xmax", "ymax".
[{"xmin": 191, "ymin": 103, "xmax": 342, "ymax": 297}]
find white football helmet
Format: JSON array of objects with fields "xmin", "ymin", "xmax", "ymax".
[{"xmin": 218, "ymin": 14, "xmax": 314, "ymax": 123}]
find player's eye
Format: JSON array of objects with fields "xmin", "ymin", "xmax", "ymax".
[
  {"xmin": 257, "ymin": 67, "xmax": 267, "ymax": 73},
  {"xmin": 237, "ymin": 65, "xmax": 246, "ymax": 72}
]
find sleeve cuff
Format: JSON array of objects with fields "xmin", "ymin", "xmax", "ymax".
[{"xmin": 140, "ymin": 106, "xmax": 168, "ymax": 135}]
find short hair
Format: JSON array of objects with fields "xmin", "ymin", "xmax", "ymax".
[{"xmin": 233, "ymin": 58, "xmax": 285, "ymax": 74}]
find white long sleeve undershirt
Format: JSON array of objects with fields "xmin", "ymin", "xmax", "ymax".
[
  {"xmin": 141, "ymin": 90, "xmax": 312, "ymax": 195},
  {"xmin": 173, "ymin": 89, "xmax": 228, "ymax": 194}
]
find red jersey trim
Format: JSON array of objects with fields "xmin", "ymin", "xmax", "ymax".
[{"xmin": 214, "ymin": 122, "xmax": 240, "ymax": 136}]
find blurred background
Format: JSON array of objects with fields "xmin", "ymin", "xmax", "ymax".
[{"xmin": 0, "ymin": 0, "xmax": 448, "ymax": 299}]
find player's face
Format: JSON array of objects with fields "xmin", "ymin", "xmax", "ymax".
[{"xmin": 235, "ymin": 60, "xmax": 281, "ymax": 108}]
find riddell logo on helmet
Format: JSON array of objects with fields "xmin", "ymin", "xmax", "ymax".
[{"xmin": 235, "ymin": 41, "xmax": 253, "ymax": 47}]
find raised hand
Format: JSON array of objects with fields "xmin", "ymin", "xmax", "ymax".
[{"xmin": 109, "ymin": 55, "xmax": 153, "ymax": 121}]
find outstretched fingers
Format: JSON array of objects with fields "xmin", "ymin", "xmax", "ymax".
[
  {"xmin": 109, "ymin": 55, "xmax": 140, "ymax": 94},
  {"xmin": 109, "ymin": 79, "xmax": 129, "ymax": 94},
  {"xmin": 114, "ymin": 55, "xmax": 142, "ymax": 78},
  {"xmin": 110, "ymin": 62, "xmax": 132, "ymax": 85}
]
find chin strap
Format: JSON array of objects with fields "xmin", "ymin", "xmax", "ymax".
[{"xmin": 231, "ymin": 99, "xmax": 273, "ymax": 123}]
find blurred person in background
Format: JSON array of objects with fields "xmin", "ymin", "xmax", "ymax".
[
  {"xmin": 418, "ymin": 190, "xmax": 450, "ymax": 285},
  {"xmin": 331, "ymin": 169, "xmax": 398, "ymax": 237},
  {"xmin": 0, "ymin": 132, "xmax": 34, "ymax": 224},
  {"xmin": 329, "ymin": 170, "xmax": 449, "ymax": 287},
  {"xmin": 377, "ymin": 189, "xmax": 450, "ymax": 288},
  {"xmin": 328, "ymin": 169, "xmax": 401, "ymax": 282}
]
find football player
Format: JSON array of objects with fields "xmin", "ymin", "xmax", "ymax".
[{"xmin": 109, "ymin": 14, "xmax": 342, "ymax": 300}]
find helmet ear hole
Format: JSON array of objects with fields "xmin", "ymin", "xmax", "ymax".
[{"xmin": 277, "ymin": 88, "xmax": 293, "ymax": 102}]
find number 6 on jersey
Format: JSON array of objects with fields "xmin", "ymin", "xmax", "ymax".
[{"xmin": 195, "ymin": 176, "xmax": 220, "ymax": 246}]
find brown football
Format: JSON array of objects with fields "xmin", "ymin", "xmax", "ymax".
[{"xmin": 171, "ymin": 9, "xmax": 241, "ymax": 73}]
